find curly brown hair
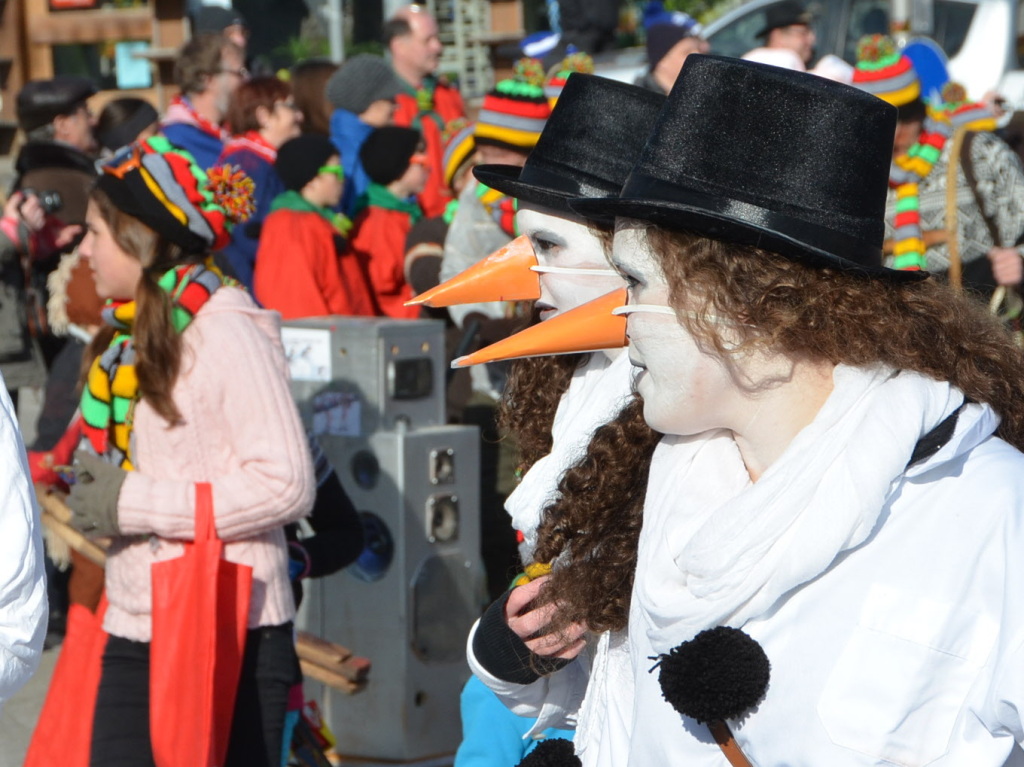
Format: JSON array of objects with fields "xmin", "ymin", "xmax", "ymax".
[
  {"xmin": 650, "ymin": 227, "xmax": 1024, "ymax": 448},
  {"xmin": 532, "ymin": 396, "xmax": 661, "ymax": 633},
  {"xmin": 497, "ymin": 222, "xmax": 616, "ymax": 474},
  {"xmin": 532, "ymin": 225, "xmax": 1024, "ymax": 636},
  {"xmin": 498, "ymin": 352, "xmax": 585, "ymax": 475}
]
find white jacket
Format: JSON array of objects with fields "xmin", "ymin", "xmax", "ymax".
[
  {"xmin": 0, "ymin": 383, "xmax": 47, "ymax": 714},
  {"xmin": 474, "ymin": 367, "xmax": 1024, "ymax": 765}
]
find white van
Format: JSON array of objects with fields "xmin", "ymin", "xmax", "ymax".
[{"xmin": 596, "ymin": 0, "xmax": 1019, "ymax": 103}]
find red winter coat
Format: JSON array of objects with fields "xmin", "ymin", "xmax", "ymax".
[
  {"xmin": 254, "ymin": 208, "xmax": 379, "ymax": 319},
  {"xmin": 394, "ymin": 82, "xmax": 466, "ymax": 219},
  {"xmin": 348, "ymin": 205, "xmax": 421, "ymax": 320}
]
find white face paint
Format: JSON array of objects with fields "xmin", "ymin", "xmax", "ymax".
[
  {"xmin": 515, "ymin": 203, "xmax": 623, "ymax": 321},
  {"xmin": 611, "ymin": 221, "xmax": 781, "ymax": 438}
]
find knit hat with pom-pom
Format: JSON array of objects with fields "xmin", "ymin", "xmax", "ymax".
[
  {"xmin": 97, "ymin": 135, "xmax": 253, "ymax": 253},
  {"xmin": 544, "ymin": 51, "xmax": 595, "ymax": 107},
  {"xmin": 441, "ymin": 118, "xmax": 476, "ymax": 190},
  {"xmin": 851, "ymin": 34, "xmax": 920, "ymax": 107},
  {"xmin": 941, "ymin": 81, "xmax": 998, "ymax": 132},
  {"xmin": 475, "ymin": 58, "xmax": 551, "ymax": 152}
]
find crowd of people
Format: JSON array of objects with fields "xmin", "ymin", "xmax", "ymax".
[{"xmin": 3, "ymin": 0, "xmax": 1024, "ymax": 765}]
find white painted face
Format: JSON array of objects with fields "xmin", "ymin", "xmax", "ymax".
[
  {"xmin": 611, "ymin": 220, "xmax": 775, "ymax": 437},
  {"xmin": 515, "ymin": 202, "xmax": 623, "ymax": 321}
]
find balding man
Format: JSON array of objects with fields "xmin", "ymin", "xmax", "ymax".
[{"xmin": 383, "ymin": 4, "xmax": 466, "ymax": 218}]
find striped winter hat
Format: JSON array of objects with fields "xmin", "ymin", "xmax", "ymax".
[
  {"xmin": 942, "ymin": 82, "xmax": 998, "ymax": 132},
  {"xmin": 96, "ymin": 135, "xmax": 254, "ymax": 253},
  {"xmin": 442, "ymin": 118, "xmax": 476, "ymax": 190},
  {"xmin": 544, "ymin": 51, "xmax": 595, "ymax": 107},
  {"xmin": 474, "ymin": 59, "xmax": 551, "ymax": 152},
  {"xmin": 851, "ymin": 35, "xmax": 920, "ymax": 107}
]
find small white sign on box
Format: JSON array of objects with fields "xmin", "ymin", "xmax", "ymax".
[{"xmin": 281, "ymin": 327, "xmax": 332, "ymax": 382}]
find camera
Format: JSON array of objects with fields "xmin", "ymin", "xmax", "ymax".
[{"xmin": 21, "ymin": 188, "xmax": 63, "ymax": 214}]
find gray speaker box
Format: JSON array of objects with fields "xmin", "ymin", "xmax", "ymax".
[{"xmin": 283, "ymin": 318, "xmax": 486, "ymax": 763}]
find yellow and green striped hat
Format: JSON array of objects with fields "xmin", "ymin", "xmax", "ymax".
[{"xmin": 851, "ymin": 35, "xmax": 921, "ymax": 107}]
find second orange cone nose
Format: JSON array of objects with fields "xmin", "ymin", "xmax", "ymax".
[
  {"xmin": 452, "ymin": 288, "xmax": 628, "ymax": 367},
  {"xmin": 405, "ymin": 235, "xmax": 540, "ymax": 308}
]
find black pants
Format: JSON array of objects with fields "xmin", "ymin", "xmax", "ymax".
[{"xmin": 90, "ymin": 623, "xmax": 299, "ymax": 767}]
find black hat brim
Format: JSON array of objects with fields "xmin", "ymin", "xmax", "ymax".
[
  {"xmin": 570, "ymin": 193, "xmax": 927, "ymax": 283},
  {"xmin": 474, "ymin": 163, "xmax": 617, "ymax": 223}
]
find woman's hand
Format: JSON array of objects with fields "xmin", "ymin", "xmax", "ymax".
[
  {"xmin": 67, "ymin": 451, "xmax": 126, "ymax": 537},
  {"xmin": 988, "ymin": 246, "xmax": 1024, "ymax": 287},
  {"xmin": 504, "ymin": 575, "xmax": 588, "ymax": 661},
  {"xmin": 3, "ymin": 192, "xmax": 45, "ymax": 232}
]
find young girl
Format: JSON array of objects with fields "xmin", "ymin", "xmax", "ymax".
[
  {"xmin": 481, "ymin": 56, "xmax": 1024, "ymax": 765},
  {"xmin": 68, "ymin": 136, "xmax": 315, "ymax": 767}
]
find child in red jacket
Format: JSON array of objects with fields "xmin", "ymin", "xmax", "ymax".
[
  {"xmin": 348, "ymin": 126, "xmax": 428, "ymax": 319},
  {"xmin": 255, "ymin": 134, "xmax": 379, "ymax": 319}
]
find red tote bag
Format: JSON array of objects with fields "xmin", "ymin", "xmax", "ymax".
[
  {"xmin": 23, "ymin": 597, "xmax": 109, "ymax": 767},
  {"xmin": 149, "ymin": 482, "xmax": 253, "ymax": 767}
]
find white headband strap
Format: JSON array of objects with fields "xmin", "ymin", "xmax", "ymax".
[
  {"xmin": 530, "ymin": 265, "xmax": 619, "ymax": 276},
  {"xmin": 611, "ymin": 304, "xmax": 737, "ymax": 325}
]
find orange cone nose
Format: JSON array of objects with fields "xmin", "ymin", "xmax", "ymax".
[
  {"xmin": 405, "ymin": 235, "xmax": 540, "ymax": 307},
  {"xmin": 452, "ymin": 288, "xmax": 628, "ymax": 367}
]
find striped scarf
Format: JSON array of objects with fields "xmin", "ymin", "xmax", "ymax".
[
  {"xmin": 477, "ymin": 182, "xmax": 517, "ymax": 237},
  {"xmin": 80, "ymin": 262, "xmax": 228, "ymax": 470}
]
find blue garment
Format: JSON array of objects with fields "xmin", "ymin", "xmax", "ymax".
[
  {"xmin": 161, "ymin": 122, "xmax": 225, "ymax": 172},
  {"xmin": 217, "ymin": 146, "xmax": 283, "ymax": 291},
  {"xmin": 454, "ymin": 675, "xmax": 574, "ymax": 766},
  {"xmin": 328, "ymin": 108, "xmax": 374, "ymax": 219}
]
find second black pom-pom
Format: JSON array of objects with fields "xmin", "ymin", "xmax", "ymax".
[
  {"xmin": 653, "ymin": 626, "xmax": 770, "ymax": 724},
  {"xmin": 515, "ymin": 737, "xmax": 580, "ymax": 767}
]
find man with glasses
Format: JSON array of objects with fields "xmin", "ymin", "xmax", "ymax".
[
  {"xmin": 161, "ymin": 34, "xmax": 248, "ymax": 169},
  {"xmin": 742, "ymin": 0, "xmax": 817, "ymax": 71}
]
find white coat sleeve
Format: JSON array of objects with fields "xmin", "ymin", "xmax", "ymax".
[
  {"xmin": 0, "ymin": 383, "xmax": 48, "ymax": 711},
  {"xmin": 465, "ymin": 618, "xmax": 589, "ymax": 738}
]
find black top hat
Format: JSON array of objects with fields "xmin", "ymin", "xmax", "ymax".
[
  {"xmin": 755, "ymin": 0, "xmax": 814, "ymax": 38},
  {"xmin": 17, "ymin": 76, "xmax": 97, "ymax": 133},
  {"xmin": 473, "ymin": 74, "xmax": 665, "ymax": 217},
  {"xmin": 572, "ymin": 55, "xmax": 921, "ymax": 280}
]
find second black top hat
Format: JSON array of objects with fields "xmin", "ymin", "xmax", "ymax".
[
  {"xmin": 572, "ymin": 54, "xmax": 921, "ymax": 279},
  {"xmin": 473, "ymin": 74, "xmax": 665, "ymax": 216}
]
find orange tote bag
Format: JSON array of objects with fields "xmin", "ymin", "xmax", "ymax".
[
  {"xmin": 23, "ymin": 597, "xmax": 109, "ymax": 767},
  {"xmin": 149, "ymin": 482, "xmax": 253, "ymax": 767}
]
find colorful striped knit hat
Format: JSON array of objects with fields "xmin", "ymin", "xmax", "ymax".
[
  {"xmin": 942, "ymin": 82, "xmax": 998, "ymax": 132},
  {"xmin": 442, "ymin": 118, "xmax": 476, "ymax": 190},
  {"xmin": 851, "ymin": 35, "xmax": 921, "ymax": 107},
  {"xmin": 474, "ymin": 58, "xmax": 551, "ymax": 152},
  {"xmin": 96, "ymin": 135, "xmax": 254, "ymax": 253},
  {"xmin": 544, "ymin": 51, "xmax": 595, "ymax": 107}
]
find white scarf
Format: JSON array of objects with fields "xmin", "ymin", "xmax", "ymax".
[
  {"xmin": 634, "ymin": 364, "xmax": 967, "ymax": 653},
  {"xmin": 505, "ymin": 351, "xmax": 634, "ymax": 562}
]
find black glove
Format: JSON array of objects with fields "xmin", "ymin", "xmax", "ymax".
[{"xmin": 67, "ymin": 451, "xmax": 126, "ymax": 537}]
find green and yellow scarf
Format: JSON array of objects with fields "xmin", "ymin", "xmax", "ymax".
[{"xmin": 80, "ymin": 262, "xmax": 230, "ymax": 470}]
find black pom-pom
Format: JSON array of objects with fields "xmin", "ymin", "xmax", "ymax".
[
  {"xmin": 653, "ymin": 626, "xmax": 770, "ymax": 724},
  {"xmin": 516, "ymin": 737, "xmax": 580, "ymax": 767}
]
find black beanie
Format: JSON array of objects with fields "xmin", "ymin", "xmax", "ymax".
[
  {"xmin": 275, "ymin": 134, "xmax": 339, "ymax": 191},
  {"xmin": 359, "ymin": 126, "xmax": 421, "ymax": 186}
]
